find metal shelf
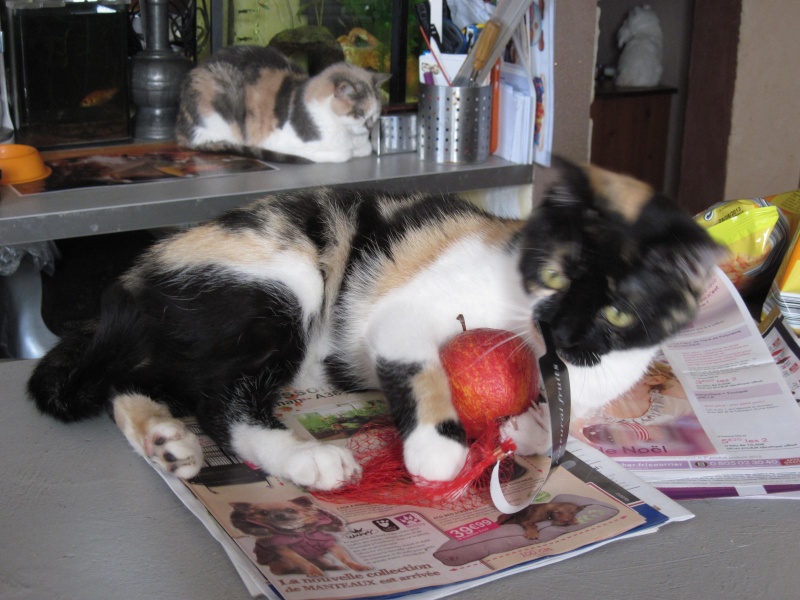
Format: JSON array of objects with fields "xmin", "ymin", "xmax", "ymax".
[{"xmin": 0, "ymin": 152, "xmax": 532, "ymax": 246}]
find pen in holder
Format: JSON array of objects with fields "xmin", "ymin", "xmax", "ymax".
[{"xmin": 417, "ymin": 84, "xmax": 492, "ymax": 165}]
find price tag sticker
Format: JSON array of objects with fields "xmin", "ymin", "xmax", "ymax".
[{"xmin": 446, "ymin": 517, "xmax": 498, "ymax": 541}]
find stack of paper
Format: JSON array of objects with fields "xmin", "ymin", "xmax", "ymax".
[
  {"xmin": 154, "ymin": 396, "xmax": 691, "ymax": 600},
  {"xmin": 572, "ymin": 269, "xmax": 800, "ymax": 500},
  {"xmin": 495, "ymin": 63, "xmax": 533, "ymax": 164}
]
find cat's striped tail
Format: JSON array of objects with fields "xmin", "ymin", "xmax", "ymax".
[
  {"xmin": 26, "ymin": 283, "xmax": 151, "ymax": 422},
  {"xmin": 185, "ymin": 141, "xmax": 314, "ymax": 165}
]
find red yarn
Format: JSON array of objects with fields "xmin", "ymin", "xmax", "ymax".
[{"xmin": 313, "ymin": 417, "xmax": 518, "ymax": 510}]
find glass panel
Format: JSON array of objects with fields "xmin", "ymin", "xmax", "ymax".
[{"xmin": 198, "ymin": 0, "xmax": 424, "ymax": 104}]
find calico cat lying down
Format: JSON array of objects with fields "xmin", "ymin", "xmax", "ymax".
[
  {"xmin": 27, "ymin": 161, "xmax": 722, "ymax": 490},
  {"xmin": 175, "ymin": 45, "xmax": 388, "ymax": 163}
]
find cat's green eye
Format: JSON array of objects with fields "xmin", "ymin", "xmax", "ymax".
[
  {"xmin": 602, "ymin": 305, "xmax": 635, "ymax": 328},
  {"xmin": 540, "ymin": 264, "xmax": 569, "ymax": 291}
]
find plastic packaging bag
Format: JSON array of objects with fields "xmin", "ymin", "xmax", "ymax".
[
  {"xmin": 759, "ymin": 190, "xmax": 800, "ymax": 331},
  {"xmin": 0, "ymin": 241, "xmax": 59, "ymax": 277},
  {"xmin": 696, "ymin": 198, "xmax": 789, "ymax": 293},
  {"xmin": 696, "ymin": 198, "xmax": 789, "ymax": 318}
]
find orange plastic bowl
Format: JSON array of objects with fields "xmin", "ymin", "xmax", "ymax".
[{"xmin": 0, "ymin": 144, "xmax": 51, "ymax": 185}]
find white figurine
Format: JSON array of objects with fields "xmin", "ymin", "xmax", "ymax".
[{"xmin": 615, "ymin": 5, "xmax": 663, "ymax": 87}]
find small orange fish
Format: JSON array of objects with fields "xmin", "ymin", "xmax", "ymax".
[{"xmin": 80, "ymin": 87, "xmax": 119, "ymax": 108}]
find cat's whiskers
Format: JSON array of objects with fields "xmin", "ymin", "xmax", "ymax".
[
  {"xmin": 464, "ymin": 327, "xmax": 542, "ymax": 372},
  {"xmin": 631, "ymin": 304, "xmax": 649, "ymax": 335},
  {"xmin": 449, "ymin": 330, "xmax": 526, "ymax": 371},
  {"xmin": 505, "ymin": 325, "xmax": 539, "ymax": 352}
]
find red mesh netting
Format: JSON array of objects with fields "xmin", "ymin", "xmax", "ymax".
[{"xmin": 312, "ymin": 417, "xmax": 519, "ymax": 511}]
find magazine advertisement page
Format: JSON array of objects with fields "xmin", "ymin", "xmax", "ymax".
[
  {"xmin": 571, "ymin": 269, "xmax": 800, "ymax": 497},
  {"xmin": 158, "ymin": 387, "xmax": 690, "ymax": 600},
  {"xmin": 10, "ymin": 142, "xmax": 275, "ymax": 195}
]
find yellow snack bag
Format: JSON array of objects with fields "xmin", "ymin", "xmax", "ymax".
[
  {"xmin": 761, "ymin": 191, "xmax": 800, "ymax": 331},
  {"xmin": 696, "ymin": 199, "xmax": 788, "ymax": 294},
  {"xmin": 776, "ymin": 231, "xmax": 800, "ymax": 294},
  {"xmin": 765, "ymin": 190, "xmax": 800, "ymax": 236}
]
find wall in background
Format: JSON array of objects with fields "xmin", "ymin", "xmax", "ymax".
[
  {"xmin": 724, "ymin": 0, "xmax": 800, "ymax": 200},
  {"xmin": 595, "ymin": 0, "xmax": 694, "ymax": 199},
  {"xmin": 679, "ymin": 0, "xmax": 800, "ymax": 214},
  {"xmin": 532, "ymin": 0, "xmax": 597, "ymax": 205}
]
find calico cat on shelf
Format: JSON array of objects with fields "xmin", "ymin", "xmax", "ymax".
[
  {"xmin": 27, "ymin": 161, "xmax": 723, "ymax": 490},
  {"xmin": 175, "ymin": 45, "xmax": 388, "ymax": 163}
]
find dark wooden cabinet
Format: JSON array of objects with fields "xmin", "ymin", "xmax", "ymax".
[{"xmin": 590, "ymin": 83, "xmax": 677, "ymax": 191}]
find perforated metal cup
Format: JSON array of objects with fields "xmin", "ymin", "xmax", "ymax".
[{"xmin": 417, "ymin": 84, "xmax": 492, "ymax": 164}]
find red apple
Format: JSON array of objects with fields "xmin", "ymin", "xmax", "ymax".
[{"xmin": 439, "ymin": 315, "xmax": 540, "ymax": 439}]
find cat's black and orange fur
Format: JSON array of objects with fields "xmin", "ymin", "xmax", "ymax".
[
  {"xmin": 27, "ymin": 160, "xmax": 722, "ymax": 489},
  {"xmin": 175, "ymin": 45, "xmax": 388, "ymax": 163}
]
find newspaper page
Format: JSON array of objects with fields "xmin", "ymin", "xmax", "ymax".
[
  {"xmin": 155, "ymin": 388, "xmax": 690, "ymax": 600},
  {"xmin": 571, "ymin": 269, "xmax": 800, "ymax": 498}
]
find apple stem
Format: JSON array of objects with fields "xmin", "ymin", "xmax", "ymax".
[{"xmin": 456, "ymin": 314, "xmax": 467, "ymax": 332}]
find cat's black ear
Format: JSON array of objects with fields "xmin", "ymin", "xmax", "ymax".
[
  {"xmin": 640, "ymin": 196, "xmax": 728, "ymax": 283},
  {"xmin": 676, "ymin": 214, "xmax": 729, "ymax": 266},
  {"xmin": 691, "ymin": 238, "xmax": 729, "ymax": 275},
  {"xmin": 550, "ymin": 155, "xmax": 584, "ymax": 178},
  {"xmin": 550, "ymin": 158, "xmax": 664, "ymax": 225},
  {"xmin": 542, "ymin": 156, "xmax": 595, "ymax": 209},
  {"xmin": 646, "ymin": 233, "xmax": 727, "ymax": 298}
]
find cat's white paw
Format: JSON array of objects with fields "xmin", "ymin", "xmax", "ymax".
[
  {"xmin": 500, "ymin": 403, "xmax": 551, "ymax": 456},
  {"xmin": 283, "ymin": 442, "xmax": 362, "ymax": 490},
  {"xmin": 143, "ymin": 420, "xmax": 204, "ymax": 479},
  {"xmin": 352, "ymin": 139, "xmax": 373, "ymax": 157},
  {"xmin": 231, "ymin": 425, "xmax": 361, "ymax": 491},
  {"xmin": 403, "ymin": 425, "xmax": 469, "ymax": 482},
  {"xmin": 308, "ymin": 149, "xmax": 352, "ymax": 163},
  {"xmin": 113, "ymin": 393, "xmax": 203, "ymax": 479}
]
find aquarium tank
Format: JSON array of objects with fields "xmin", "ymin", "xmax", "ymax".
[{"xmin": 2, "ymin": 0, "xmax": 132, "ymax": 148}]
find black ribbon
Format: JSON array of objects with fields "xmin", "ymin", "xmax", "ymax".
[
  {"xmin": 490, "ymin": 320, "xmax": 572, "ymax": 513},
  {"xmin": 536, "ymin": 320, "xmax": 571, "ymax": 468}
]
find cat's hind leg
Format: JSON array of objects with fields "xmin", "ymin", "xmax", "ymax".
[{"xmin": 112, "ymin": 393, "xmax": 203, "ymax": 479}]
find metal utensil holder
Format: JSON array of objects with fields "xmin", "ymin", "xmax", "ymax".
[
  {"xmin": 372, "ymin": 113, "xmax": 418, "ymax": 155},
  {"xmin": 417, "ymin": 83, "xmax": 492, "ymax": 164}
]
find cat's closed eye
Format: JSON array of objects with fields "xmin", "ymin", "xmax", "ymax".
[
  {"xmin": 601, "ymin": 305, "xmax": 635, "ymax": 328},
  {"xmin": 540, "ymin": 261, "xmax": 569, "ymax": 291}
]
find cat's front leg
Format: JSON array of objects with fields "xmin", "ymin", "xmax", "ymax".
[
  {"xmin": 231, "ymin": 426, "xmax": 362, "ymax": 490},
  {"xmin": 307, "ymin": 148, "xmax": 353, "ymax": 163},
  {"xmin": 351, "ymin": 133, "xmax": 373, "ymax": 158},
  {"xmin": 376, "ymin": 358, "xmax": 469, "ymax": 481},
  {"xmin": 499, "ymin": 402, "xmax": 551, "ymax": 456}
]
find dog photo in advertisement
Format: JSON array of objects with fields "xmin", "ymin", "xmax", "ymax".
[{"xmin": 229, "ymin": 496, "xmax": 370, "ymax": 576}]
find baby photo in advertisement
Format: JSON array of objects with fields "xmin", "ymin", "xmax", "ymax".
[{"xmin": 573, "ymin": 356, "xmax": 716, "ymax": 458}]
